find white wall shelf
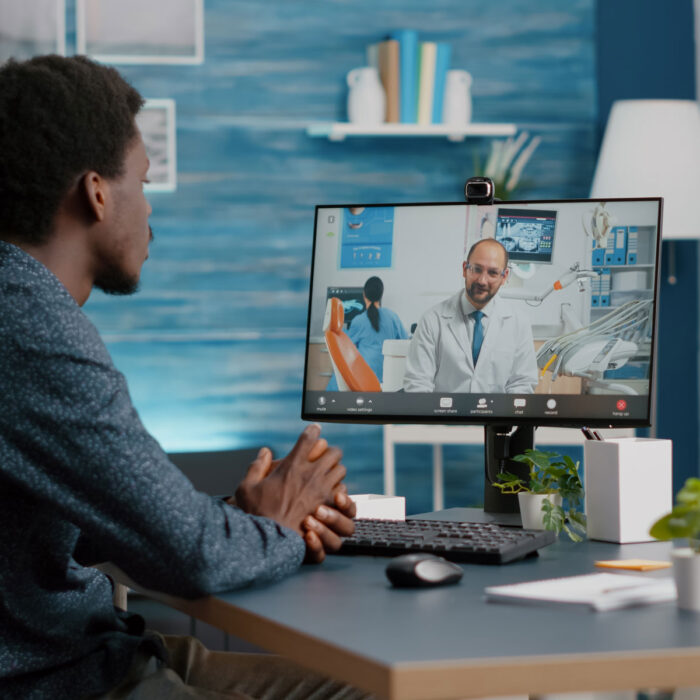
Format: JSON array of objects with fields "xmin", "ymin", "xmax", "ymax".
[{"xmin": 307, "ymin": 122, "xmax": 517, "ymax": 142}]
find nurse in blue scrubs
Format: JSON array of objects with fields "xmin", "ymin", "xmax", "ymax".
[{"xmin": 327, "ymin": 276, "xmax": 409, "ymax": 390}]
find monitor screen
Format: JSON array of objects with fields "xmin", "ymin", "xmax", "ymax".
[
  {"xmin": 495, "ymin": 208, "xmax": 557, "ymax": 263},
  {"xmin": 327, "ymin": 286, "xmax": 365, "ymax": 328},
  {"xmin": 302, "ymin": 198, "xmax": 662, "ymax": 428}
]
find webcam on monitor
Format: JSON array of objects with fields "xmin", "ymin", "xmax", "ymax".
[{"xmin": 464, "ymin": 176, "xmax": 496, "ymax": 205}]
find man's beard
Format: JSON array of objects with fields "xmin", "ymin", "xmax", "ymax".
[
  {"xmin": 94, "ymin": 267, "xmax": 140, "ymax": 296},
  {"xmin": 467, "ymin": 282, "xmax": 495, "ymax": 306},
  {"xmin": 94, "ymin": 226, "xmax": 152, "ymax": 296}
]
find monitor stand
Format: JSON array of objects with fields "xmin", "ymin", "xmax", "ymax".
[
  {"xmin": 410, "ymin": 425, "xmax": 536, "ymax": 527},
  {"xmin": 408, "ymin": 424, "xmax": 536, "ymax": 527},
  {"xmin": 483, "ymin": 424, "xmax": 535, "ymax": 525}
]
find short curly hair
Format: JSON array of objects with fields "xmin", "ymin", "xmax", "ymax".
[{"xmin": 0, "ymin": 55, "xmax": 144, "ymax": 245}]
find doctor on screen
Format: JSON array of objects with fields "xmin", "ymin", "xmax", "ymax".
[{"xmin": 403, "ymin": 239, "xmax": 538, "ymax": 394}]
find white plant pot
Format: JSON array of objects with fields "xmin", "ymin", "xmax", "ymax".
[
  {"xmin": 671, "ymin": 548, "xmax": 700, "ymax": 611},
  {"xmin": 518, "ymin": 492, "xmax": 562, "ymax": 531}
]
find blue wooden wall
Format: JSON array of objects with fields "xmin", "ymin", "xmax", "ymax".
[
  {"xmin": 65, "ymin": 0, "xmax": 597, "ymax": 512},
  {"xmin": 596, "ymin": 0, "xmax": 698, "ymax": 494}
]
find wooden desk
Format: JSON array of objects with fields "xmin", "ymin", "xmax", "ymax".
[{"xmin": 112, "ymin": 510, "xmax": 700, "ymax": 700}]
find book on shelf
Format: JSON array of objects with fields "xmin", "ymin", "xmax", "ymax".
[
  {"xmin": 391, "ymin": 29, "xmax": 419, "ymax": 124},
  {"xmin": 378, "ymin": 39, "xmax": 400, "ymax": 123},
  {"xmin": 432, "ymin": 42, "xmax": 451, "ymax": 123},
  {"xmin": 363, "ymin": 32, "xmax": 454, "ymax": 125},
  {"xmin": 485, "ymin": 572, "xmax": 676, "ymax": 612},
  {"xmin": 417, "ymin": 41, "xmax": 437, "ymax": 125}
]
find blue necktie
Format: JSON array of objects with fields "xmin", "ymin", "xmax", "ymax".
[{"xmin": 471, "ymin": 311, "xmax": 484, "ymax": 365}]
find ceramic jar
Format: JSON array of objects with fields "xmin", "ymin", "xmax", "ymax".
[
  {"xmin": 671, "ymin": 548, "xmax": 700, "ymax": 611},
  {"xmin": 346, "ymin": 67, "xmax": 385, "ymax": 124},
  {"xmin": 518, "ymin": 492, "xmax": 563, "ymax": 530},
  {"xmin": 442, "ymin": 69, "xmax": 472, "ymax": 125}
]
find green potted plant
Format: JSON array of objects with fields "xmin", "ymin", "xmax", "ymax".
[
  {"xmin": 493, "ymin": 449, "xmax": 586, "ymax": 541},
  {"xmin": 649, "ymin": 477, "xmax": 700, "ymax": 611},
  {"xmin": 472, "ymin": 132, "xmax": 541, "ymax": 200}
]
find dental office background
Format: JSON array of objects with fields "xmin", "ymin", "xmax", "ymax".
[{"xmin": 1, "ymin": 0, "xmax": 697, "ymax": 511}]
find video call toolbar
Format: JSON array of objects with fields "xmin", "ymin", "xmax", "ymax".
[{"xmin": 305, "ymin": 391, "xmax": 649, "ymax": 425}]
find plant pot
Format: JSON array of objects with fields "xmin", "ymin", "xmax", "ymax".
[
  {"xmin": 518, "ymin": 492, "xmax": 563, "ymax": 531},
  {"xmin": 671, "ymin": 548, "xmax": 700, "ymax": 611}
]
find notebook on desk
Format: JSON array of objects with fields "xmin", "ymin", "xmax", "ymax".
[{"xmin": 485, "ymin": 572, "xmax": 676, "ymax": 611}]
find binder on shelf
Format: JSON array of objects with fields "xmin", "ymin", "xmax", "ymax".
[
  {"xmin": 432, "ymin": 42, "xmax": 451, "ymax": 123},
  {"xmin": 590, "ymin": 270, "xmax": 601, "ymax": 307},
  {"xmin": 612, "ymin": 226, "xmax": 627, "ymax": 265},
  {"xmin": 626, "ymin": 226, "xmax": 638, "ymax": 264},
  {"xmin": 603, "ymin": 229, "xmax": 615, "ymax": 265},
  {"xmin": 391, "ymin": 29, "xmax": 419, "ymax": 123},
  {"xmin": 417, "ymin": 42, "xmax": 437, "ymax": 125},
  {"xmin": 378, "ymin": 39, "xmax": 400, "ymax": 123},
  {"xmin": 592, "ymin": 239, "xmax": 605, "ymax": 266},
  {"xmin": 600, "ymin": 268, "xmax": 611, "ymax": 307}
]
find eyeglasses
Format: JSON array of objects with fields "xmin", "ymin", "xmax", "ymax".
[{"xmin": 465, "ymin": 263, "xmax": 507, "ymax": 280}]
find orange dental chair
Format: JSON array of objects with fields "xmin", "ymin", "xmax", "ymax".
[{"xmin": 324, "ymin": 297, "xmax": 381, "ymax": 392}]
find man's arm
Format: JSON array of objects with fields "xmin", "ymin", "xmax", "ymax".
[
  {"xmin": 402, "ymin": 314, "xmax": 438, "ymax": 392},
  {"xmin": 3, "ymin": 336, "xmax": 344, "ymax": 598}
]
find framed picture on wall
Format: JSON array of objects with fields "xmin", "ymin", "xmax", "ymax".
[
  {"xmin": 136, "ymin": 99, "xmax": 177, "ymax": 193},
  {"xmin": 76, "ymin": 0, "xmax": 204, "ymax": 65},
  {"xmin": 0, "ymin": 0, "xmax": 66, "ymax": 64}
]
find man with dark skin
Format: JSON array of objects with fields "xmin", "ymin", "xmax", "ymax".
[{"xmin": 0, "ymin": 55, "xmax": 367, "ymax": 699}]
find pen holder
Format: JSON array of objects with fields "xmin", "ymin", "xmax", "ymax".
[{"xmin": 584, "ymin": 438, "xmax": 672, "ymax": 543}]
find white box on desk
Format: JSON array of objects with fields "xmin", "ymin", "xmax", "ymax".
[
  {"xmin": 584, "ymin": 438, "xmax": 672, "ymax": 543},
  {"xmin": 350, "ymin": 494, "xmax": 405, "ymax": 520}
]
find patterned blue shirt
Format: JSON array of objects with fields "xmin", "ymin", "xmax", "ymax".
[{"xmin": 0, "ymin": 242, "xmax": 305, "ymax": 699}]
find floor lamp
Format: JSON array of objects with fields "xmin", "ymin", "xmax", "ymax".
[{"xmin": 590, "ymin": 100, "xmax": 700, "ymax": 439}]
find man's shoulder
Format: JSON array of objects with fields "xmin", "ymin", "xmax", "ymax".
[
  {"xmin": 426, "ymin": 291, "xmax": 462, "ymax": 318},
  {"xmin": 0, "ymin": 243, "xmax": 107, "ymax": 362}
]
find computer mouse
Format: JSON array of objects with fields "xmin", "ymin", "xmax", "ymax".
[{"xmin": 385, "ymin": 553, "xmax": 463, "ymax": 588}]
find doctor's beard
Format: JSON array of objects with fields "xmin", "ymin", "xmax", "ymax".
[{"xmin": 467, "ymin": 281, "xmax": 497, "ymax": 307}]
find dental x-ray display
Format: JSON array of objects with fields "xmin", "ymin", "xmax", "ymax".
[{"xmin": 495, "ymin": 208, "xmax": 557, "ymax": 263}]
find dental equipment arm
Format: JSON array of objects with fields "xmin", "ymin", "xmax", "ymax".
[{"xmin": 501, "ymin": 264, "xmax": 599, "ymax": 303}]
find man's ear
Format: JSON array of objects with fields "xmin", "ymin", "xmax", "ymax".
[{"xmin": 80, "ymin": 171, "xmax": 107, "ymax": 222}]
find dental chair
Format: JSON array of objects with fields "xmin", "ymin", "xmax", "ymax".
[{"xmin": 324, "ymin": 297, "xmax": 381, "ymax": 392}]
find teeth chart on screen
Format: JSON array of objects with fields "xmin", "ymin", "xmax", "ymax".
[{"xmin": 303, "ymin": 199, "xmax": 661, "ymax": 427}]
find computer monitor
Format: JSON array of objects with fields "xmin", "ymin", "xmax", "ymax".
[
  {"xmin": 495, "ymin": 207, "xmax": 557, "ymax": 263},
  {"xmin": 302, "ymin": 198, "xmax": 663, "ymax": 514},
  {"xmin": 327, "ymin": 286, "xmax": 365, "ymax": 329}
]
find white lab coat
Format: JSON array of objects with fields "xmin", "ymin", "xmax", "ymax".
[{"xmin": 403, "ymin": 290, "xmax": 538, "ymax": 393}]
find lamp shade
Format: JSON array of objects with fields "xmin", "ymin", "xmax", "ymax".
[{"xmin": 590, "ymin": 100, "xmax": 700, "ymax": 239}]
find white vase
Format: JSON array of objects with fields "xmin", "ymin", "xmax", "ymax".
[
  {"xmin": 346, "ymin": 67, "xmax": 385, "ymax": 125},
  {"xmin": 442, "ymin": 69, "xmax": 472, "ymax": 125},
  {"xmin": 518, "ymin": 492, "xmax": 562, "ymax": 531},
  {"xmin": 671, "ymin": 548, "xmax": 700, "ymax": 611}
]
